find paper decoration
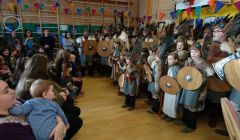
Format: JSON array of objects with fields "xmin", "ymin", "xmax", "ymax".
[
  {"xmin": 196, "ymin": 6, "xmax": 201, "ymax": 18},
  {"xmin": 100, "ymin": 7, "xmax": 104, "ymax": 15},
  {"xmin": 113, "ymin": 8, "xmax": 117, "ymax": 14},
  {"xmin": 147, "ymin": 16, "xmax": 152, "ymax": 22},
  {"xmin": 85, "ymin": 5, "xmax": 90, "ymax": 13},
  {"xmin": 170, "ymin": 11, "xmax": 176, "ymax": 19},
  {"xmin": 176, "ymin": 9, "xmax": 181, "ymax": 18},
  {"xmin": 186, "ymin": 6, "xmax": 191, "ymax": 17},
  {"xmin": 142, "ymin": 16, "xmax": 146, "ymax": 24},
  {"xmin": 158, "ymin": 12, "xmax": 166, "ymax": 20},
  {"xmin": 54, "ymin": 2, "xmax": 60, "ymax": 8},
  {"xmin": 40, "ymin": 3, "xmax": 45, "ymax": 10},
  {"xmin": 8, "ymin": 3, "xmax": 15, "ymax": 12},
  {"xmin": 64, "ymin": 8, "xmax": 69, "ymax": 14},
  {"xmin": 77, "ymin": 8, "xmax": 81, "ymax": 15},
  {"xmin": 208, "ymin": 0, "xmax": 215, "ymax": 8},
  {"xmin": 34, "ymin": 2, "xmax": 40, "ymax": 10},
  {"xmin": 215, "ymin": 1, "xmax": 224, "ymax": 13},
  {"xmin": 189, "ymin": 0, "xmax": 194, "ymax": 5},
  {"xmin": 17, "ymin": 0, "xmax": 22, "ymax": 5},
  {"xmin": 91, "ymin": 8, "xmax": 96, "ymax": 15},
  {"xmin": 234, "ymin": 1, "xmax": 240, "ymax": 12},
  {"xmin": 23, "ymin": 3, "xmax": 30, "ymax": 11},
  {"xmin": 131, "ymin": 17, "xmax": 134, "ymax": 24}
]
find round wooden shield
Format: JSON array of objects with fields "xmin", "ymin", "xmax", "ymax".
[
  {"xmin": 118, "ymin": 74, "xmax": 125, "ymax": 88},
  {"xmin": 143, "ymin": 64, "xmax": 152, "ymax": 82},
  {"xmin": 142, "ymin": 42, "xmax": 153, "ymax": 49},
  {"xmin": 208, "ymin": 76, "xmax": 231, "ymax": 92},
  {"xmin": 83, "ymin": 40, "xmax": 97, "ymax": 55},
  {"xmin": 177, "ymin": 66, "xmax": 203, "ymax": 90},
  {"xmin": 159, "ymin": 76, "xmax": 180, "ymax": 95},
  {"xmin": 224, "ymin": 59, "xmax": 240, "ymax": 91},
  {"xmin": 107, "ymin": 56, "xmax": 113, "ymax": 67},
  {"xmin": 97, "ymin": 41, "xmax": 111, "ymax": 57}
]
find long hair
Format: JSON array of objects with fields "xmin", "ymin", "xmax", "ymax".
[{"xmin": 21, "ymin": 54, "xmax": 49, "ymax": 80}]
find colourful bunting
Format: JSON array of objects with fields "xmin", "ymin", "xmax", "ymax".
[
  {"xmin": 54, "ymin": 2, "xmax": 60, "ymax": 8},
  {"xmin": 158, "ymin": 12, "xmax": 166, "ymax": 20},
  {"xmin": 127, "ymin": 10, "xmax": 131, "ymax": 17},
  {"xmin": 64, "ymin": 8, "xmax": 69, "ymax": 14},
  {"xmin": 189, "ymin": 0, "xmax": 194, "ymax": 5},
  {"xmin": 91, "ymin": 8, "xmax": 96, "ymax": 15},
  {"xmin": 186, "ymin": 7, "xmax": 191, "ymax": 17},
  {"xmin": 23, "ymin": 3, "xmax": 30, "ymax": 12},
  {"xmin": 17, "ymin": 0, "xmax": 22, "ymax": 5},
  {"xmin": 40, "ymin": 3, "xmax": 45, "ymax": 10},
  {"xmin": 76, "ymin": 8, "xmax": 81, "ymax": 15},
  {"xmin": 113, "ymin": 8, "xmax": 117, "ymax": 14},
  {"xmin": 176, "ymin": 9, "xmax": 181, "ymax": 18},
  {"xmin": 130, "ymin": 17, "xmax": 134, "ymax": 24},
  {"xmin": 208, "ymin": 0, "xmax": 215, "ymax": 8},
  {"xmin": 234, "ymin": 1, "xmax": 240, "ymax": 12},
  {"xmin": 142, "ymin": 16, "xmax": 146, "ymax": 24},
  {"xmin": 85, "ymin": 5, "xmax": 90, "ymax": 13},
  {"xmin": 170, "ymin": 11, "xmax": 175, "ymax": 19},
  {"xmin": 196, "ymin": 6, "xmax": 201, "ymax": 18},
  {"xmin": 215, "ymin": 1, "xmax": 224, "ymax": 13},
  {"xmin": 34, "ymin": 2, "xmax": 40, "ymax": 10},
  {"xmin": 8, "ymin": 3, "xmax": 15, "ymax": 12}
]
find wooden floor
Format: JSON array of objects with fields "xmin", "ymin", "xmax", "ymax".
[{"xmin": 72, "ymin": 76, "xmax": 229, "ymax": 140}]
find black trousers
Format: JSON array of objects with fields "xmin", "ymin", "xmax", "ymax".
[
  {"xmin": 64, "ymin": 113, "xmax": 83, "ymax": 140},
  {"xmin": 206, "ymin": 100, "xmax": 222, "ymax": 121},
  {"xmin": 62, "ymin": 104, "xmax": 82, "ymax": 140},
  {"xmin": 151, "ymin": 99, "xmax": 160, "ymax": 113},
  {"xmin": 181, "ymin": 108, "xmax": 197, "ymax": 129}
]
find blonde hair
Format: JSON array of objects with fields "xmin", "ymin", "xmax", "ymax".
[{"xmin": 30, "ymin": 79, "xmax": 52, "ymax": 98}]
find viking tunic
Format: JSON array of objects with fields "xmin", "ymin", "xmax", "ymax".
[{"xmin": 162, "ymin": 65, "xmax": 181, "ymax": 118}]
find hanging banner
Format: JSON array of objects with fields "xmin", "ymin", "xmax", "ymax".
[
  {"xmin": 23, "ymin": 3, "xmax": 30, "ymax": 12},
  {"xmin": 77, "ymin": 8, "xmax": 81, "ymax": 15},
  {"xmin": 196, "ymin": 6, "xmax": 201, "ymax": 18},
  {"xmin": 234, "ymin": 1, "xmax": 240, "ymax": 11},
  {"xmin": 64, "ymin": 8, "xmax": 69, "ymax": 14},
  {"xmin": 147, "ymin": 16, "xmax": 152, "ymax": 22},
  {"xmin": 91, "ymin": 8, "xmax": 96, "ymax": 15},
  {"xmin": 54, "ymin": 2, "xmax": 60, "ymax": 8},
  {"xmin": 34, "ymin": 2, "xmax": 40, "ymax": 10},
  {"xmin": 186, "ymin": 7, "xmax": 191, "ymax": 17},
  {"xmin": 100, "ymin": 7, "xmax": 104, "ymax": 15},
  {"xmin": 86, "ymin": 5, "xmax": 90, "ymax": 13},
  {"xmin": 158, "ymin": 12, "xmax": 166, "ymax": 21},
  {"xmin": 176, "ymin": 0, "xmax": 208, "ymax": 10},
  {"xmin": 170, "ymin": 11, "xmax": 176, "ymax": 19},
  {"xmin": 17, "ymin": 0, "xmax": 22, "ymax": 5},
  {"xmin": 8, "ymin": 3, "xmax": 15, "ymax": 12},
  {"xmin": 208, "ymin": 0, "xmax": 216, "ymax": 8},
  {"xmin": 40, "ymin": 3, "xmax": 45, "ymax": 10}
]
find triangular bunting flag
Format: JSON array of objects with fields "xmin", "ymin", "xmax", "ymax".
[
  {"xmin": 23, "ymin": 3, "xmax": 30, "ymax": 12},
  {"xmin": 77, "ymin": 8, "xmax": 81, "ymax": 15},
  {"xmin": 142, "ymin": 16, "xmax": 146, "ymax": 24},
  {"xmin": 189, "ymin": 0, "xmax": 194, "ymax": 5},
  {"xmin": 147, "ymin": 16, "xmax": 152, "ymax": 22},
  {"xmin": 215, "ymin": 1, "xmax": 224, "ymax": 13},
  {"xmin": 170, "ymin": 11, "xmax": 175, "ymax": 19},
  {"xmin": 196, "ymin": 6, "xmax": 201, "ymax": 18},
  {"xmin": 100, "ymin": 7, "xmax": 104, "ymax": 15},
  {"xmin": 234, "ymin": 1, "xmax": 240, "ymax": 12},
  {"xmin": 40, "ymin": 3, "xmax": 45, "ymax": 10},
  {"xmin": 54, "ymin": 2, "xmax": 60, "ymax": 8},
  {"xmin": 91, "ymin": 8, "xmax": 96, "ymax": 15},
  {"xmin": 17, "ymin": 0, "xmax": 22, "ymax": 5},
  {"xmin": 64, "ymin": 8, "xmax": 69, "ymax": 14},
  {"xmin": 159, "ymin": 12, "xmax": 166, "ymax": 20},
  {"xmin": 85, "ymin": 5, "xmax": 90, "ymax": 13},
  {"xmin": 186, "ymin": 7, "xmax": 191, "ymax": 17},
  {"xmin": 208, "ymin": 0, "xmax": 215, "ymax": 8},
  {"xmin": 34, "ymin": 2, "xmax": 40, "ymax": 10},
  {"xmin": 176, "ymin": 9, "xmax": 181, "ymax": 18},
  {"xmin": 127, "ymin": 10, "xmax": 132, "ymax": 17},
  {"xmin": 8, "ymin": 3, "xmax": 15, "ymax": 12},
  {"xmin": 51, "ymin": 6, "xmax": 56, "ymax": 12},
  {"xmin": 131, "ymin": 17, "xmax": 134, "ymax": 24}
]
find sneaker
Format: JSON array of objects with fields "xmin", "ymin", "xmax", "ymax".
[
  {"xmin": 181, "ymin": 127, "xmax": 194, "ymax": 133},
  {"xmin": 128, "ymin": 107, "xmax": 134, "ymax": 111},
  {"xmin": 208, "ymin": 119, "xmax": 217, "ymax": 128},
  {"xmin": 165, "ymin": 117, "xmax": 174, "ymax": 122},
  {"xmin": 174, "ymin": 120, "xmax": 185, "ymax": 126},
  {"xmin": 121, "ymin": 104, "xmax": 128, "ymax": 108},
  {"xmin": 215, "ymin": 129, "xmax": 229, "ymax": 136},
  {"xmin": 147, "ymin": 108, "xmax": 156, "ymax": 114},
  {"xmin": 160, "ymin": 114, "xmax": 168, "ymax": 120}
]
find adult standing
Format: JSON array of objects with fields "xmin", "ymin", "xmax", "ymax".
[
  {"xmin": 23, "ymin": 30, "xmax": 37, "ymax": 56},
  {"xmin": 62, "ymin": 32, "xmax": 76, "ymax": 53},
  {"xmin": 6, "ymin": 31, "xmax": 21, "ymax": 49}
]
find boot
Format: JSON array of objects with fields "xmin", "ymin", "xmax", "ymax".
[
  {"xmin": 152, "ymin": 99, "xmax": 160, "ymax": 113},
  {"xmin": 81, "ymin": 67, "xmax": 86, "ymax": 77},
  {"xmin": 128, "ymin": 96, "xmax": 135, "ymax": 111},
  {"xmin": 121, "ymin": 95, "xmax": 130, "ymax": 108}
]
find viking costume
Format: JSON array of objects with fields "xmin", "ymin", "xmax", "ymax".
[
  {"xmin": 162, "ymin": 64, "xmax": 181, "ymax": 118},
  {"xmin": 121, "ymin": 59, "xmax": 139, "ymax": 111},
  {"xmin": 179, "ymin": 43, "xmax": 214, "ymax": 132}
]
